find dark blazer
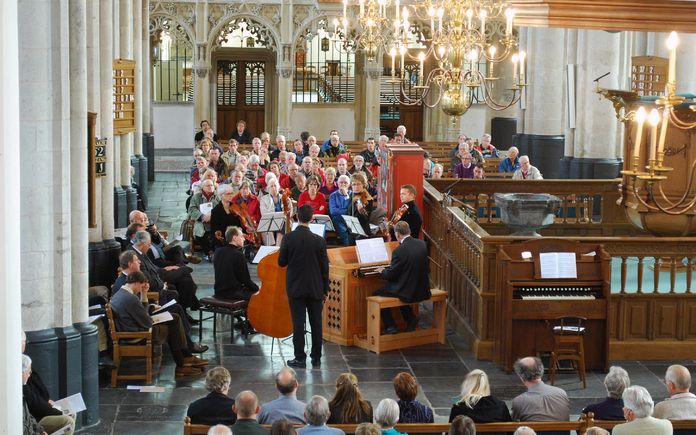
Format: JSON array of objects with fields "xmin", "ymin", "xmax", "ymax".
[
  {"xmin": 112, "ymin": 272, "xmax": 127, "ymax": 296},
  {"xmin": 380, "ymin": 236, "xmax": 430, "ymax": 303},
  {"xmin": 23, "ymin": 371, "xmax": 62, "ymax": 421},
  {"xmin": 214, "ymin": 244, "xmax": 259, "ymax": 299},
  {"xmin": 581, "ymin": 397, "xmax": 624, "ymax": 420},
  {"xmin": 127, "ymin": 246, "xmax": 165, "ymax": 293},
  {"xmin": 186, "ymin": 392, "xmax": 237, "ymax": 426},
  {"xmin": 278, "ymin": 225, "xmax": 329, "ymax": 299},
  {"xmin": 231, "ymin": 418, "xmax": 269, "ymax": 435},
  {"xmin": 230, "ymin": 130, "xmax": 252, "ymax": 144},
  {"xmin": 449, "ymin": 396, "xmax": 512, "ymax": 424}
]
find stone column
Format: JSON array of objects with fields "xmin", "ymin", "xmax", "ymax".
[
  {"xmin": 276, "ymin": 61, "xmax": 293, "ymax": 137},
  {"xmin": 87, "ymin": 0, "xmax": 102, "ymax": 244},
  {"xmin": 0, "ymin": 0, "xmax": 24, "ymax": 431},
  {"xmin": 113, "ymin": 0, "xmax": 127, "ymax": 227},
  {"xmin": 132, "ymin": 0, "xmax": 142, "ymax": 156},
  {"xmin": 101, "ymin": 0, "xmax": 117, "ymax": 236},
  {"xmin": 142, "ymin": 0, "xmax": 151, "ymax": 134},
  {"xmin": 119, "ymin": 0, "xmax": 137, "ymax": 215},
  {"xmin": 193, "ymin": 0, "xmax": 211, "ymax": 127},
  {"xmin": 362, "ymin": 60, "xmax": 382, "ymax": 140},
  {"xmin": 69, "ymin": 0, "xmax": 89, "ymax": 323}
]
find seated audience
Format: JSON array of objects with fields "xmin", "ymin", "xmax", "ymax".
[
  {"xmin": 214, "ymin": 226, "xmax": 259, "ymax": 300},
  {"xmin": 207, "ymin": 425, "xmax": 232, "ymax": 435},
  {"xmin": 210, "ymin": 184, "xmax": 243, "ymax": 249},
  {"xmin": 260, "ymin": 178, "xmax": 292, "ymax": 244},
  {"xmin": 294, "ymin": 138, "xmax": 308, "ymax": 163},
  {"xmin": 511, "ymin": 357, "xmax": 569, "ymax": 421},
  {"xmin": 129, "ymin": 210, "xmax": 195, "ymax": 266},
  {"xmin": 22, "ymin": 353, "xmax": 75, "ymax": 435},
  {"xmin": 360, "ymin": 138, "xmax": 378, "ymax": 168},
  {"xmin": 395, "ymin": 125, "xmax": 410, "ymax": 143},
  {"xmin": 352, "ymin": 155, "xmax": 373, "ymax": 183},
  {"xmin": 291, "ymin": 174, "xmax": 307, "ymax": 202},
  {"xmin": 232, "ymin": 390, "xmax": 270, "ymax": 435},
  {"xmin": 454, "ymin": 153, "xmax": 475, "ymax": 179},
  {"xmin": 195, "ymin": 120, "xmax": 218, "ymax": 142},
  {"xmin": 22, "ymin": 355, "xmax": 47, "ymax": 435},
  {"xmin": 258, "ymin": 367, "xmax": 307, "ymax": 424},
  {"xmin": 310, "ymin": 157, "xmax": 326, "ymax": 183},
  {"xmin": 498, "ymin": 146, "xmax": 520, "ymax": 173},
  {"xmin": 473, "ymin": 166, "xmax": 485, "ymax": 179},
  {"xmin": 613, "ymin": 385, "xmax": 672, "ymax": 435},
  {"xmin": 328, "ymin": 373, "xmax": 373, "ymax": 424},
  {"xmin": 320, "ymin": 167, "xmax": 338, "ymax": 197},
  {"xmin": 192, "ymin": 168, "xmax": 219, "ymax": 195},
  {"xmin": 230, "ymin": 120, "xmax": 252, "ymax": 144},
  {"xmin": 300, "ymin": 156, "xmax": 314, "ymax": 178},
  {"xmin": 298, "ymin": 176, "xmax": 327, "ymax": 215},
  {"xmin": 449, "ymin": 415, "xmax": 476, "ymax": 435},
  {"xmin": 222, "ymin": 139, "xmax": 241, "ymax": 169},
  {"xmin": 355, "ymin": 423, "xmax": 381, "ymax": 435},
  {"xmin": 512, "ymin": 156, "xmax": 543, "ymax": 180},
  {"xmin": 431, "ymin": 164, "xmax": 444, "ymax": 179},
  {"xmin": 271, "ymin": 135, "xmax": 288, "ymax": 161},
  {"xmin": 514, "ymin": 427, "xmax": 536, "ymax": 435},
  {"xmin": 246, "ymin": 155, "xmax": 267, "ymax": 192},
  {"xmin": 654, "ymin": 364, "xmax": 696, "ymax": 419},
  {"xmin": 423, "ymin": 152, "xmax": 435, "ymax": 178},
  {"xmin": 188, "ymin": 179, "xmax": 219, "ymax": 259},
  {"xmin": 582, "ymin": 366, "xmax": 630, "ymax": 420},
  {"xmin": 271, "ymin": 419, "xmax": 298, "ymax": 435},
  {"xmin": 449, "ymin": 369, "xmax": 511, "ymax": 425},
  {"xmin": 191, "ymin": 156, "xmax": 210, "ymax": 186},
  {"xmin": 285, "ymin": 153, "xmax": 299, "ymax": 174},
  {"xmin": 282, "ymin": 164, "xmax": 300, "ymax": 189},
  {"xmin": 336, "ymin": 158, "xmax": 351, "ymax": 178},
  {"xmin": 231, "ymin": 179, "xmax": 261, "ymax": 225},
  {"xmin": 584, "ymin": 428, "xmax": 609, "ymax": 435},
  {"xmin": 476, "ymin": 133, "xmax": 499, "ymax": 158},
  {"xmin": 324, "ymin": 134, "xmax": 347, "ymax": 158},
  {"xmin": 374, "ymin": 398, "xmax": 404, "ymax": 435},
  {"xmin": 227, "ymin": 169, "xmax": 246, "ymax": 193},
  {"xmin": 329, "ymin": 175, "xmax": 352, "ymax": 246},
  {"xmin": 309, "ymin": 143, "xmax": 324, "ymax": 160},
  {"xmin": 349, "ymin": 173, "xmax": 375, "ymax": 238},
  {"xmin": 208, "ymin": 148, "xmax": 227, "ymax": 181},
  {"xmin": 298, "ymin": 395, "xmax": 345, "ymax": 434},
  {"xmin": 393, "ymin": 372, "xmax": 434, "ymax": 423},
  {"xmin": 187, "ymin": 366, "xmax": 237, "ymax": 425},
  {"xmin": 110, "ymin": 271, "xmax": 208, "ymax": 377}
]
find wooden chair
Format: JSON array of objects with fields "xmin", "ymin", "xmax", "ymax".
[
  {"xmin": 105, "ymin": 304, "xmax": 153, "ymax": 387},
  {"xmin": 183, "ymin": 416, "xmax": 210, "ymax": 435},
  {"xmin": 548, "ymin": 316, "xmax": 587, "ymax": 388},
  {"xmin": 198, "ymin": 296, "xmax": 250, "ymax": 342}
]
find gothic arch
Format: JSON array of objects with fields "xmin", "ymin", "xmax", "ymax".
[
  {"xmin": 148, "ymin": 10, "xmax": 197, "ymax": 61},
  {"xmin": 206, "ymin": 8, "xmax": 281, "ymax": 58}
]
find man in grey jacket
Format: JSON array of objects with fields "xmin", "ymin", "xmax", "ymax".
[{"xmin": 511, "ymin": 357, "xmax": 570, "ymax": 422}]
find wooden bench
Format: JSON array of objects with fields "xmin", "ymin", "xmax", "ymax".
[
  {"xmin": 356, "ymin": 288, "xmax": 447, "ymax": 353},
  {"xmin": 198, "ymin": 296, "xmax": 250, "ymax": 342},
  {"xmin": 105, "ymin": 304, "xmax": 153, "ymax": 387}
]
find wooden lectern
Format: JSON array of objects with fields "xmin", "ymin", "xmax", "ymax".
[{"xmin": 324, "ymin": 242, "xmax": 398, "ymax": 346}]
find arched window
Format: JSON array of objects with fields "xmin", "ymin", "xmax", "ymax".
[
  {"xmin": 294, "ymin": 18, "xmax": 356, "ymax": 103},
  {"xmin": 217, "ymin": 17, "xmax": 273, "ymax": 49},
  {"xmin": 151, "ymin": 17, "xmax": 194, "ymax": 102}
]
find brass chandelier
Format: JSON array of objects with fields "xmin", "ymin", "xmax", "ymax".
[{"xmin": 334, "ymin": 0, "xmax": 527, "ymax": 119}]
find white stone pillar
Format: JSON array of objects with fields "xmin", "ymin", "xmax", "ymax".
[
  {"xmin": 100, "ymin": 0, "xmax": 115, "ymax": 239},
  {"xmin": 69, "ymin": 0, "xmax": 89, "ymax": 322},
  {"xmin": 132, "ymin": 0, "xmax": 143, "ymax": 155},
  {"xmin": 119, "ymin": 0, "xmax": 132, "ymax": 187},
  {"xmin": 0, "ymin": 0, "xmax": 25, "ymax": 431},
  {"xmin": 276, "ymin": 62, "xmax": 293, "ymax": 137},
  {"xmin": 193, "ymin": 0, "xmax": 211, "ymax": 127},
  {"xmin": 87, "ymin": 0, "xmax": 103, "ymax": 243},
  {"xmin": 112, "ymin": 0, "xmax": 122, "ymax": 197},
  {"xmin": 362, "ymin": 60, "xmax": 382, "ymax": 140},
  {"xmin": 142, "ymin": 0, "xmax": 151, "ymax": 133}
]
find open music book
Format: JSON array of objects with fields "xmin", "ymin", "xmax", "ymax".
[
  {"xmin": 356, "ymin": 238, "xmax": 389, "ymax": 264},
  {"xmin": 539, "ymin": 252, "xmax": 577, "ymax": 279}
]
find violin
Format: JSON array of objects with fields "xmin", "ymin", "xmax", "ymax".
[
  {"xmin": 352, "ymin": 190, "xmax": 372, "ymax": 217},
  {"xmin": 281, "ymin": 188, "xmax": 293, "ymax": 234},
  {"xmin": 230, "ymin": 201, "xmax": 262, "ymax": 247},
  {"xmin": 389, "ymin": 203, "xmax": 409, "ymax": 226}
]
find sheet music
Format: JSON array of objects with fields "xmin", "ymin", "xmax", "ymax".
[
  {"xmin": 539, "ymin": 252, "xmax": 577, "ymax": 279},
  {"xmin": 257, "ymin": 212, "xmax": 286, "ymax": 232},
  {"xmin": 341, "ymin": 215, "xmax": 367, "ymax": 237},
  {"xmin": 356, "ymin": 238, "xmax": 389, "ymax": 264},
  {"xmin": 252, "ymin": 246, "xmax": 280, "ymax": 264},
  {"xmin": 151, "ymin": 299, "xmax": 177, "ymax": 314},
  {"xmin": 151, "ymin": 311, "xmax": 173, "ymax": 325},
  {"xmin": 311, "ymin": 214, "xmax": 335, "ymax": 231},
  {"xmin": 52, "ymin": 393, "xmax": 87, "ymax": 414},
  {"xmin": 199, "ymin": 202, "xmax": 213, "ymax": 215},
  {"xmin": 291, "ymin": 222, "xmax": 326, "ymax": 238}
]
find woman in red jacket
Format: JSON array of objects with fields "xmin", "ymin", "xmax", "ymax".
[{"xmin": 298, "ymin": 175, "xmax": 327, "ymax": 215}]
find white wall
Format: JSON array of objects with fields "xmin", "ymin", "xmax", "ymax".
[
  {"xmin": 457, "ymin": 105, "xmax": 488, "ymax": 139},
  {"xmin": 152, "ymin": 102, "xmax": 194, "ymax": 148},
  {"xmin": 290, "ymin": 105, "xmax": 356, "ymax": 141}
]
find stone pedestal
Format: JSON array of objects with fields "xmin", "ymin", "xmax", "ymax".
[{"xmin": 495, "ymin": 193, "xmax": 562, "ymax": 237}]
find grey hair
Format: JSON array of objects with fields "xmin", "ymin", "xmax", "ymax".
[
  {"xmin": 286, "ymin": 152, "xmax": 297, "ymax": 160},
  {"xmin": 337, "ymin": 174, "xmax": 350, "ymax": 184},
  {"xmin": 302, "ymin": 156, "xmax": 313, "ymax": 164},
  {"xmin": 248, "ymin": 155, "xmax": 260, "ymax": 164},
  {"xmin": 482, "ymin": 133, "xmax": 492, "ymax": 141},
  {"xmin": 396, "ymin": 125, "xmax": 406, "ymax": 134},
  {"xmin": 622, "ymin": 385, "xmax": 654, "ymax": 418},
  {"xmin": 276, "ymin": 135, "xmax": 286, "ymax": 142},
  {"xmin": 374, "ymin": 398, "xmax": 400, "ymax": 428},
  {"xmin": 330, "ymin": 134, "xmax": 340, "ymax": 142},
  {"xmin": 604, "ymin": 366, "xmax": 630, "ymax": 399},
  {"xmin": 513, "ymin": 357, "xmax": 544, "ymax": 382},
  {"xmin": 205, "ymin": 366, "xmax": 231, "ymax": 394},
  {"xmin": 265, "ymin": 172, "xmax": 278, "ymax": 184},
  {"xmin": 305, "ymin": 395, "xmax": 331, "ymax": 426},
  {"xmin": 217, "ymin": 184, "xmax": 233, "ymax": 196},
  {"xmin": 207, "ymin": 425, "xmax": 232, "ymax": 435},
  {"xmin": 508, "ymin": 146, "xmax": 519, "ymax": 154},
  {"xmin": 378, "ymin": 135, "xmax": 389, "ymax": 143},
  {"xmin": 513, "ymin": 427, "xmax": 536, "ymax": 435},
  {"xmin": 133, "ymin": 230, "xmax": 151, "ymax": 246},
  {"xmin": 295, "ymin": 174, "xmax": 306, "ymax": 182},
  {"xmin": 519, "ymin": 155, "xmax": 530, "ymax": 163},
  {"xmin": 433, "ymin": 164, "xmax": 444, "ymax": 172},
  {"xmin": 353, "ymin": 155, "xmax": 364, "ymax": 163},
  {"xmin": 22, "ymin": 354, "xmax": 32, "ymax": 372},
  {"xmin": 585, "ymin": 428, "xmax": 610, "ymax": 435},
  {"xmin": 666, "ymin": 364, "xmax": 692, "ymax": 390},
  {"xmin": 309, "ymin": 144, "xmax": 320, "ymax": 152}
]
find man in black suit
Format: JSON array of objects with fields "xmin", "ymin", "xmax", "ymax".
[
  {"xmin": 229, "ymin": 120, "xmax": 252, "ymax": 144},
  {"xmin": 278, "ymin": 204, "xmax": 329, "ymax": 369},
  {"xmin": 213, "ymin": 226, "xmax": 259, "ymax": 300},
  {"xmin": 389, "ymin": 184, "xmax": 423, "ymax": 239},
  {"xmin": 374, "ymin": 221, "xmax": 431, "ymax": 334}
]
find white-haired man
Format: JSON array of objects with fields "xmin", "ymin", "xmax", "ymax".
[
  {"xmin": 271, "ymin": 135, "xmax": 287, "ymax": 161},
  {"xmin": 329, "ymin": 175, "xmax": 352, "ymax": 246},
  {"xmin": 298, "ymin": 395, "xmax": 345, "ymax": 434},
  {"xmin": 512, "ymin": 156, "xmax": 543, "ymax": 180},
  {"xmin": 614, "ymin": 385, "xmax": 673, "ymax": 435},
  {"xmin": 512, "ymin": 357, "xmax": 569, "ymax": 421},
  {"xmin": 499, "ymin": 146, "xmax": 521, "ymax": 173},
  {"xmin": 654, "ymin": 364, "xmax": 696, "ymax": 419}
]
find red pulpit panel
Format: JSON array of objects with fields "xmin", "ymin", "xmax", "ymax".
[{"xmin": 377, "ymin": 143, "xmax": 424, "ymax": 216}]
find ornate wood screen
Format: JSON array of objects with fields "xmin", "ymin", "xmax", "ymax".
[
  {"xmin": 631, "ymin": 56, "xmax": 668, "ymax": 97},
  {"xmin": 113, "ymin": 59, "xmax": 136, "ymax": 134},
  {"xmin": 216, "ymin": 60, "xmax": 265, "ymax": 140}
]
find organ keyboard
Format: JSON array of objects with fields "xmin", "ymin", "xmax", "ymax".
[{"xmin": 514, "ymin": 286, "xmax": 602, "ymax": 300}]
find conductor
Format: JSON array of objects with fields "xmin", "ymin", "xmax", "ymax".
[
  {"xmin": 278, "ymin": 204, "xmax": 329, "ymax": 369},
  {"xmin": 374, "ymin": 221, "xmax": 431, "ymax": 334}
]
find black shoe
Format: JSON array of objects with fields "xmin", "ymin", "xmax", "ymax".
[
  {"xmin": 311, "ymin": 359, "xmax": 321, "ymax": 368},
  {"xmin": 287, "ymin": 358, "xmax": 307, "ymax": 368},
  {"xmin": 190, "ymin": 343, "xmax": 209, "ymax": 353},
  {"xmin": 383, "ymin": 326, "xmax": 398, "ymax": 335},
  {"xmin": 405, "ymin": 318, "xmax": 419, "ymax": 332},
  {"xmin": 98, "ymin": 355, "xmax": 117, "ymax": 369}
]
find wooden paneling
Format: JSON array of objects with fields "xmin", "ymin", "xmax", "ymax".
[{"xmin": 653, "ymin": 300, "xmax": 679, "ymax": 339}]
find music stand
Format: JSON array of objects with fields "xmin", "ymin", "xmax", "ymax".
[
  {"xmin": 312, "ymin": 214, "xmax": 335, "ymax": 231},
  {"xmin": 341, "ymin": 215, "xmax": 367, "ymax": 237},
  {"xmin": 257, "ymin": 212, "xmax": 285, "ymax": 233}
]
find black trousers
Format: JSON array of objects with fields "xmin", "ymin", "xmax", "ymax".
[
  {"xmin": 373, "ymin": 287, "xmax": 417, "ymax": 330},
  {"xmin": 152, "ymin": 312, "xmax": 190, "ymax": 366},
  {"xmin": 160, "ymin": 267, "xmax": 199, "ymax": 310},
  {"xmin": 288, "ymin": 297, "xmax": 323, "ymax": 361}
]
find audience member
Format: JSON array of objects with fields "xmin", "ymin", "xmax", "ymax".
[
  {"xmin": 423, "ymin": 152, "xmax": 435, "ymax": 177},
  {"xmin": 355, "ymin": 423, "xmax": 381, "ymax": 435},
  {"xmin": 328, "ymin": 373, "xmax": 373, "ymax": 424},
  {"xmin": 260, "ymin": 178, "xmax": 291, "ymax": 245},
  {"xmin": 374, "ymin": 398, "xmax": 404, "ymax": 435},
  {"xmin": 188, "ymin": 179, "xmax": 219, "ymax": 260},
  {"xmin": 360, "ymin": 138, "xmax": 378, "ymax": 167},
  {"xmin": 298, "ymin": 176, "xmax": 327, "ymax": 215},
  {"xmin": 498, "ymin": 147, "xmax": 520, "ymax": 173},
  {"xmin": 300, "ymin": 156, "xmax": 314, "ymax": 178},
  {"xmin": 613, "ymin": 385, "xmax": 672, "ymax": 435},
  {"xmin": 213, "ymin": 226, "xmax": 259, "ymax": 301},
  {"xmin": 195, "ymin": 120, "xmax": 218, "ymax": 142},
  {"xmin": 336, "ymin": 158, "xmax": 350, "ymax": 178},
  {"xmin": 512, "ymin": 156, "xmax": 543, "ymax": 180},
  {"xmin": 582, "ymin": 366, "xmax": 630, "ymax": 420},
  {"xmin": 281, "ymin": 164, "xmax": 300, "ymax": 189},
  {"xmin": 513, "ymin": 427, "xmax": 536, "ymax": 435},
  {"xmin": 320, "ymin": 130, "xmax": 339, "ymax": 152},
  {"xmin": 454, "ymin": 153, "xmax": 475, "ymax": 179},
  {"xmin": 329, "ymin": 175, "xmax": 352, "ymax": 246},
  {"xmin": 584, "ymin": 428, "xmax": 610, "ymax": 435},
  {"xmin": 285, "ymin": 153, "xmax": 299, "ymax": 173},
  {"xmin": 396, "ymin": 125, "xmax": 410, "ymax": 143},
  {"xmin": 320, "ymin": 167, "xmax": 338, "ymax": 197},
  {"xmin": 258, "ymin": 367, "xmax": 307, "ymax": 424},
  {"xmin": 231, "ymin": 179, "xmax": 261, "ymax": 225},
  {"xmin": 187, "ymin": 367, "xmax": 237, "ymax": 425},
  {"xmin": 207, "ymin": 425, "xmax": 233, "ymax": 435},
  {"xmin": 449, "ymin": 369, "xmax": 511, "ymax": 425},
  {"xmin": 271, "ymin": 419, "xmax": 298, "ymax": 435},
  {"xmin": 246, "ymin": 155, "xmax": 267, "ymax": 192},
  {"xmin": 476, "ymin": 134, "xmax": 499, "ymax": 157},
  {"xmin": 294, "ymin": 139, "xmax": 308, "ymax": 163},
  {"xmin": 130, "ymin": 210, "xmax": 194, "ymax": 266},
  {"xmin": 22, "ymin": 355, "xmax": 46, "ymax": 435},
  {"xmin": 352, "ymin": 155, "xmax": 372, "ymax": 183},
  {"xmin": 431, "ymin": 164, "xmax": 444, "ymax": 179},
  {"xmin": 230, "ymin": 120, "xmax": 252, "ymax": 144},
  {"xmin": 325, "ymin": 135, "xmax": 347, "ymax": 158},
  {"xmin": 208, "ymin": 148, "xmax": 227, "ymax": 180},
  {"xmin": 449, "ymin": 415, "xmax": 476, "ymax": 435},
  {"xmin": 349, "ymin": 173, "xmax": 375, "ymax": 238},
  {"xmin": 298, "ymin": 395, "xmax": 345, "ymax": 434},
  {"xmin": 191, "ymin": 156, "xmax": 210, "ymax": 186},
  {"xmin": 199, "ymin": 139, "xmax": 213, "ymax": 158},
  {"xmin": 309, "ymin": 143, "xmax": 324, "ymax": 160},
  {"xmin": 222, "ymin": 139, "xmax": 241, "ymax": 168},
  {"xmin": 271, "ymin": 135, "xmax": 288, "ymax": 161},
  {"xmin": 511, "ymin": 357, "xmax": 569, "ymax": 421},
  {"xmin": 113, "ymin": 250, "xmax": 142, "ymax": 295},
  {"xmin": 232, "ymin": 390, "xmax": 269, "ymax": 435},
  {"xmin": 22, "ymin": 353, "xmax": 75, "ymax": 435},
  {"xmin": 473, "ymin": 166, "xmax": 485, "ymax": 179},
  {"xmin": 654, "ymin": 364, "xmax": 696, "ymax": 419},
  {"xmin": 392, "ymin": 372, "xmax": 434, "ymax": 423},
  {"xmin": 292, "ymin": 174, "xmax": 307, "ymax": 202}
]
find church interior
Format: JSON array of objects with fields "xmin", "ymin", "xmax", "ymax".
[{"xmin": 3, "ymin": 0, "xmax": 696, "ymax": 434}]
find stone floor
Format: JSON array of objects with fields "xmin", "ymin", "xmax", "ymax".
[{"xmin": 78, "ymin": 165, "xmax": 693, "ymax": 434}]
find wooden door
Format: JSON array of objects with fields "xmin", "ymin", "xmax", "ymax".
[
  {"xmin": 379, "ymin": 61, "xmax": 424, "ymax": 142},
  {"xmin": 216, "ymin": 60, "xmax": 266, "ymax": 140}
]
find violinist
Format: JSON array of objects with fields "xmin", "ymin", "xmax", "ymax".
[
  {"xmin": 232, "ymin": 180, "xmax": 261, "ymax": 225},
  {"xmin": 389, "ymin": 184, "xmax": 422, "ymax": 239},
  {"xmin": 259, "ymin": 178, "xmax": 291, "ymax": 245},
  {"xmin": 349, "ymin": 173, "xmax": 375, "ymax": 239},
  {"xmin": 209, "ymin": 184, "xmax": 243, "ymax": 250},
  {"xmin": 213, "ymin": 226, "xmax": 259, "ymax": 301}
]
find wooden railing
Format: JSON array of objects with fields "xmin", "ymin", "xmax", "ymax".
[{"xmin": 422, "ymin": 179, "xmax": 696, "ymax": 362}]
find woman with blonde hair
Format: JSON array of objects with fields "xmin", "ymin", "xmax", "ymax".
[
  {"xmin": 449, "ymin": 369, "xmax": 511, "ymax": 428},
  {"xmin": 327, "ymin": 373, "xmax": 373, "ymax": 424}
]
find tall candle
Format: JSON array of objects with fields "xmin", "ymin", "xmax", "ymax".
[
  {"xmin": 519, "ymin": 51, "xmax": 526, "ymax": 84},
  {"xmin": 479, "ymin": 9, "xmax": 487, "ymax": 38},
  {"xmin": 466, "ymin": 9, "xmax": 473, "ymax": 30},
  {"xmin": 632, "ymin": 107, "xmax": 646, "ymax": 158},
  {"xmin": 657, "ymin": 108, "xmax": 669, "ymax": 155},
  {"xmin": 418, "ymin": 52, "xmax": 425, "ymax": 86},
  {"xmin": 511, "ymin": 53, "xmax": 519, "ymax": 86},
  {"xmin": 666, "ymin": 31, "xmax": 679, "ymax": 84},
  {"xmin": 648, "ymin": 108, "xmax": 660, "ymax": 161},
  {"xmin": 359, "ymin": 0, "xmax": 364, "ymax": 17},
  {"xmin": 505, "ymin": 8, "xmax": 514, "ymax": 36},
  {"xmin": 396, "ymin": 0, "xmax": 400, "ymax": 20},
  {"xmin": 390, "ymin": 47, "xmax": 396, "ymax": 78},
  {"xmin": 343, "ymin": 0, "xmax": 347, "ymax": 19}
]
